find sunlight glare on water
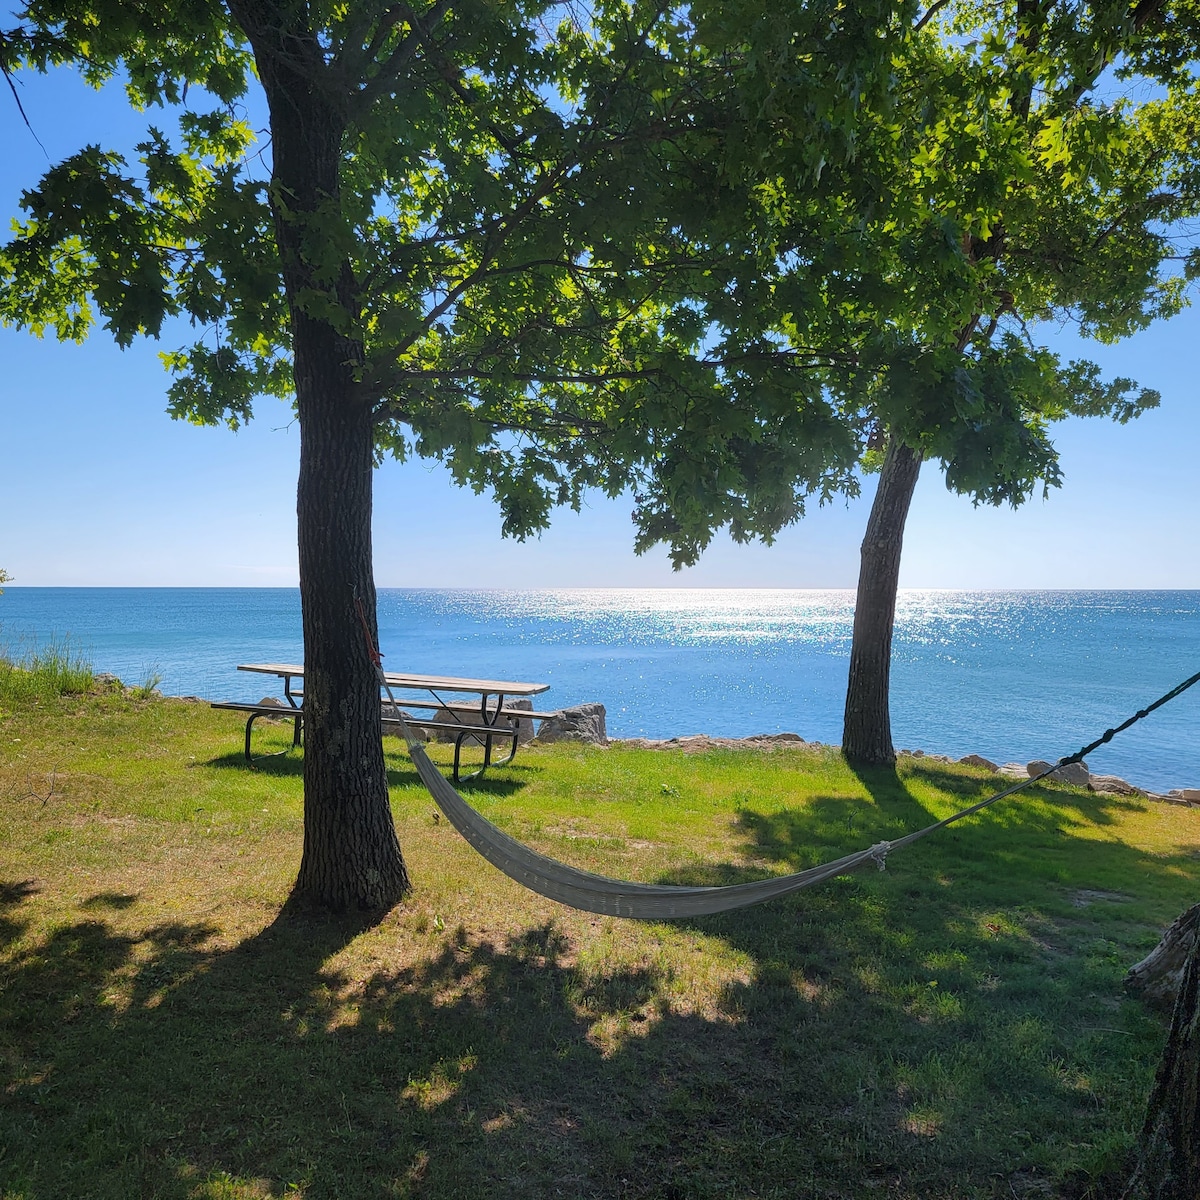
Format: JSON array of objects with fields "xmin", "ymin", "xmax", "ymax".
[
  {"xmin": 2, "ymin": 587, "xmax": 1198, "ymax": 790},
  {"xmin": 376, "ymin": 588, "xmax": 1200, "ymax": 791}
]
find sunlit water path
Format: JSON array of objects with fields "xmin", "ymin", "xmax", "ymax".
[{"xmin": 3, "ymin": 587, "xmax": 1198, "ymax": 791}]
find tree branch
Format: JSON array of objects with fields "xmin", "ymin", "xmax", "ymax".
[
  {"xmin": 367, "ymin": 339, "xmax": 860, "ymax": 417},
  {"xmin": 351, "ymin": 0, "xmax": 453, "ymax": 115},
  {"xmin": 0, "ymin": 53, "xmax": 47, "ymax": 157},
  {"xmin": 913, "ymin": 0, "xmax": 951, "ymax": 35}
]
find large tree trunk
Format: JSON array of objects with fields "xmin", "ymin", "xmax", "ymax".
[
  {"xmin": 289, "ymin": 335, "xmax": 409, "ymax": 910},
  {"xmin": 1124, "ymin": 920, "xmax": 1200, "ymax": 1199},
  {"xmin": 237, "ymin": 1, "xmax": 410, "ymax": 910},
  {"xmin": 842, "ymin": 437, "xmax": 923, "ymax": 766}
]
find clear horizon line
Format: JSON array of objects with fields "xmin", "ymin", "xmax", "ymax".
[{"xmin": 4, "ymin": 584, "xmax": 1200, "ymax": 593}]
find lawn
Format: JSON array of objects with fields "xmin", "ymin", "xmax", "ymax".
[{"xmin": 0, "ymin": 687, "xmax": 1197, "ymax": 1199}]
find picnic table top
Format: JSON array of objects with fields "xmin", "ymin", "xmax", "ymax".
[{"xmin": 237, "ymin": 663, "xmax": 551, "ymax": 697}]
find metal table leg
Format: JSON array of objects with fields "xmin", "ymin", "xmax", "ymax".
[{"xmin": 244, "ymin": 710, "xmax": 303, "ymax": 767}]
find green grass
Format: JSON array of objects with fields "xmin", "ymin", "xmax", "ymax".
[
  {"xmin": 0, "ymin": 638, "xmax": 94, "ymax": 709},
  {"xmin": 0, "ymin": 689, "xmax": 1197, "ymax": 1199}
]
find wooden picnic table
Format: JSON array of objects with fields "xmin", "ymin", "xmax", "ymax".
[
  {"xmin": 213, "ymin": 663, "xmax": 554, "ymax": 782},
  {"xmin": 237, "ymin": 662, "xmax": 549, "ymax": 698}
]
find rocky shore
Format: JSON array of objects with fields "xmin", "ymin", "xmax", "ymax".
[{"xmin": 529, "ymin": 703, "xmax": 1199, "ymax": 807}]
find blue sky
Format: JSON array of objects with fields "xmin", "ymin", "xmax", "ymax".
[{"xmin": 1, "ymin": 67, "xmax": 1198, "ymax": 589}]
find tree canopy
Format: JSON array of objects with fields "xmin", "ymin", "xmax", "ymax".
[
  {"xmin": 23, "ymin": 1, "xmax": 1181, "ymax": 572},
  {"xmin": 5, "ymin": 0, "xmax": 1196, "ymax": 891},
  {"xmin": 0, "ymin": 0, "xmax": 921, "ymax": 907},
  {"xmin": 0, "ymin": 0, "xmax": 916, "ymax": 541},
  {"xmin": 587, "ymin": 0, "xmax": 1200, "ymax": 763},
  {"xmin": 632, "ymin": 0, "xmax": 1196, "ymax": 568}
]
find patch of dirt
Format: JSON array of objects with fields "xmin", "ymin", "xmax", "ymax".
[{"xmin": 1069, "ymin": 889, "xmax": 1132, "ymax": 907}]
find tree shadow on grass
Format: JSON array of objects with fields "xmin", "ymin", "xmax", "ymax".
[
  {"xmin": 203, "ymin": 750, "xmax": 304, "ymax": 776},
  {"xmin": 636, "ymin": 759, "xmax": 1197, "ymax": 1198},
  {"xmin": 0, "ymin": 749, "xmax": 1193, "ymax": 1200},
  {"xmin": 902, "ymin": 760, "xmax": 1146, "ymax": 830},
  {"xmin": 383, "ymin": 758, "xmax": 533, "ymax": 800},
  {"xmin": 202, "ymin": 741, "xmax": 534, "ymax": 799},
  {"xmin": 0, "ymin": 884, "xmax": 810, "ymax": 1200}
]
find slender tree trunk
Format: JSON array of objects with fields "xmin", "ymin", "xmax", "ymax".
[
  {"xmin": 842, "ymin": 437, "xmax": 923, "ymax": 765},
  {"xmin": 237, "ymin": 1, "xmax": 409, "ymax": 909},
  {"xmin": 1123, "ymin": 923, "xmax": 1200, "ymax": 1199}
]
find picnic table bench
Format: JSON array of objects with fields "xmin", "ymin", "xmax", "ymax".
[{"xmin": 212, "ymin": 663, "xmax": 555, "ymax": 782}]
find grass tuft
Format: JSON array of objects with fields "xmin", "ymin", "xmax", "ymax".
[
  {"xmin": 129, "ymin": 665, "xmax": 164, "ymax": 700},
  {"xmin": 0, "ymin": 635, "xmax": 93, "ymax": 708}
]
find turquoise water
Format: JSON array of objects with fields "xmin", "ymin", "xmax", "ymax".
[{"xmin": 2, "ymin": 587, "xmax": 1198, "ymax": 791}]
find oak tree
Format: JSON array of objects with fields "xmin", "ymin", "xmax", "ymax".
[
  {"xmin": 0, "ymin": 0, "xmax": 906, "ymax": 907},
  {"xmin": 835, "ymin": 0, "xmax": 1187, "ymax": 763}
]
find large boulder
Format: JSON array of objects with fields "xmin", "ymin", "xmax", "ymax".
[
  {"xmin": 536, "ymin": 703, "xmax": 608, "ymax": 746},
  {"xmin": 958, "ymin": 754, "xmax": 998, "ymax": 771},
  {"xmin": 1057, "ymin": 760, "xmax": 1093, "ymax": 788},
  {"xmin": 256, "ymin": 695, "xmax": 291, "ymax": 722},
  {"xmin": 1027, "ymin": 759, "xmax": 1090, "ymax": 788},
  {"xmin": 1089, "ymin": 774, "xmax": 1142, "ymax": 796}
]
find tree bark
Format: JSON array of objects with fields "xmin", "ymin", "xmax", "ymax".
[
  {"xmin": 1123, "ymin": 918, "xmax": 1200, "ymax": 1199},
  {"xmin": 235, "ymin": 0, "xmax": 409, "ymax": 909},
  {"xmin": 1127, "ymin": 905, "xmax": 1200, "ymax": 1012},
  {"xmin": 842, "ymin": 437, "xmax": 923, "ymax": 766}
]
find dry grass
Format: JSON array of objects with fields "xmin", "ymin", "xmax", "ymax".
[{"xmin": 1, "ymin": 691, "xmax": 1198, "ymax": 1198}]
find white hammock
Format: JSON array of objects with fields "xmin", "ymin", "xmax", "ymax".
[
  {"xmin": 388, "ymin": 701, "xmax": 1043, "ymax": 920},
  {"xmin": 357, "ymin": 597, "xmax": 1190, "ymax": 920}
]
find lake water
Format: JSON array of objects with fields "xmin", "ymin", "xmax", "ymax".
[{"xmin": 2, "ymin": 587, "xmax": 1198, "ymax": 792}]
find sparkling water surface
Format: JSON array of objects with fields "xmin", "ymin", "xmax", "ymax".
[{"xmin": 2, "ymin": 587, "xmax": 1198, "ymax": 791}]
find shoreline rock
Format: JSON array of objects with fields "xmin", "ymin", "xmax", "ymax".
[
  {"xmin": 616, "ymin": 732, "xmax": 808, "ymax": 753},
  {"xmin": 958, "ymin": 754, "xmax": 998, "ymax": 771},
  {"xmin": 1090, "ymin": 774, "xmax": 1141, "ymax": 796},
  {"xmin": 164, "ymin": 692, "xmax": 1200, "ymax": 805},
  {"xmin": 1027, "ymin": 759, "xmax": 1091, "ymax": 788},
  {"xmin": 603, "ymin": 729, "xmax": 1198, "ymax": 806},
  {"xmin": 534, "ymin": 703, "xmax": 608, "ymax": 747}
]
